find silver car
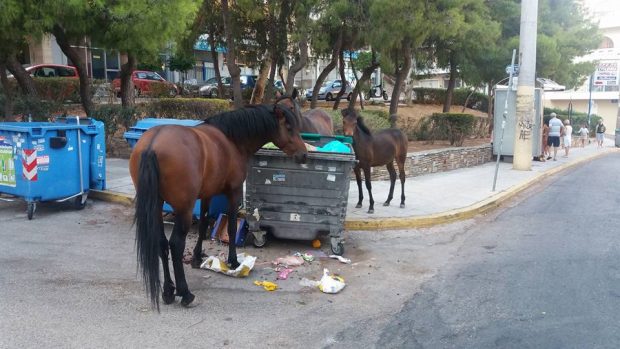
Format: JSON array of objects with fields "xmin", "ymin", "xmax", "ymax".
[{"xmin": 305, "ymin": 80, "xmax": 352, "ymax": 101}]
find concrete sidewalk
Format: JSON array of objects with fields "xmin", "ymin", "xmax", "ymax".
[{"xmin": 91, "ymin": 140, "xmax": 618, "ymax": 230}]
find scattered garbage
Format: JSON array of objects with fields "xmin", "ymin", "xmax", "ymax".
[
  {"xmin": 294, "ymin": 252, "xmax": 314, "ymax": 262},
  {"xmin": 254, "ymin": 280, "xmax": 278, "ymax": 291},
  {"xmin": 276, "ymin": 268, "xmax": 294, "ymax": 280},
  {"xmin": 273, "ymin": 255, "xmax": 304, "ymax": 267},
  {"xmin": 316, "ymin": 140, "xmax": 351, "ymax": 153},
  {"xmin": 312, "ymin": 239, "xmax": 321, "ymax": 248},
  {"xmin": 299, "ymin": 269, "xmax": 346, "ymax": 294},
  {"xmin": 200, "ymin": 253, "xmax": 256, "ymax": 277},
  {"xmin": 329, "ymin": 255, "xmax": 352, "ymax": 264},
  {"xmin": 305, "ymin": 250, "xmax": 328, "ymax": 259},
  {"xmin": 318, "ymin": 269, "xmax": 346, "ymax": 294}
]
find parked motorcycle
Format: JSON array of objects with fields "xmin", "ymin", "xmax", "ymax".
[{"xmin": 365, "ymin": 84, "xmax": 389, "ymax": 101}]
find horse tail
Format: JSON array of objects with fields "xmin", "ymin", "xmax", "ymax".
[{"xmin": 134, "ymin": 149, "xmax": 162, "ymax": 311}]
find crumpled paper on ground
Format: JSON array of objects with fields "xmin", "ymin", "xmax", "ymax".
[
  {"xmin": 273, "ymin": 255, "xmax": 304, "ymax": 267},
  {"xmin": 200, "ymin": 253, "xmax": 256, "ymax": 277}
]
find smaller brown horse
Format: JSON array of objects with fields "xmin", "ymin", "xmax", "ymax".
[
  {"xmin": 342, "ymin": 108, "xmax": 407, "ymax": 213},
  {"xmin": 301, "ymin": 108, "xmax": 334, "ymax": 135}
]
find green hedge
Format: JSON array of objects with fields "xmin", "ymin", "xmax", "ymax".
[
  {"xmin": 90, "ymin": 105, "xmax": 139, "ymax": 141},
  {"xmin": 419, "ymin": 113, "xmax": 477, "ymax": 146},
  {"xmin": 412, "ymin": 87, "xmax": 488, "ymax": 112},
  {"xmin": 143, "ymin": 98, "xmax": 231, "ymax": 120}
]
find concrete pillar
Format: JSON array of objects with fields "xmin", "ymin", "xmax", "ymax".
[{"xmin": 513, "ymin": 0, "xmax": 538, "ymax": 170}]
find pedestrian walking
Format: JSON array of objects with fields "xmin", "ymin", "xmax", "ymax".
[
  {"xmin": 595, "ymin": 119, "xmax": 606, "ymax": 148},
  {"xmin": 578, "ymin": 123, "xmax": 589, "ymax": 148},
  {"xmin": 562, "ymin": 119, "xmax": 572, "ymax": 157},
  {"xmin": 547, "ymin": 113, "xmax": 564, "ymax": 161},
  {"xmin": 542, "ymin": 122, "xmax": 550, "ymax": 160}
]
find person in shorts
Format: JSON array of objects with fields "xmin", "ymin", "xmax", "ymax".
[
  {"xmin": 547, "ymin": 113, "xmax": 564, "ymax": 161},
  {"xmin": 562, "ymin": 119, "xmax": 573, "ymax": 157},
  {"xmin": 578, "ymin": 123, "xmax": 589, "ymax": 147},
  {"xmin": 595, "ymin": 119, "xmax": 606, "ymax": 148}
]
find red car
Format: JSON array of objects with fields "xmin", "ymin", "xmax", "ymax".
[{"xmin": 112, "ymin": 70, "xmax": 178, "ymax": 97}]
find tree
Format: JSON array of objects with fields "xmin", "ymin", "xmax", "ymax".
[{"xmin": 169, "ymin": 54, "xmax": 195, "ymax": 95}]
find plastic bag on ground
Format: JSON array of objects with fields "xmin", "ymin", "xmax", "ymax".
[
  {"xmin": 200, "ymin": 253, "xmax": 256, "ymax": 277},
  {"xmin": 318, "ymin": 268, "xmax": 346, "ymax": 294}
]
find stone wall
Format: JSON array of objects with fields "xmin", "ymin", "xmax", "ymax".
[{"xmin": 369, "ymin": 144, "xmax": 492, "ymax": 180}]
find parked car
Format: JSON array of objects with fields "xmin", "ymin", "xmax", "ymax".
[
  {"xmin": 199, "ymin": 75, "xmax": 257, "ymax": 98},
  {"xmin": 112, "ymin": 70, "xmax": 178, "ymax": 97},
  {"xmin": 305, "ymin": 80, "xmax": 352, "ymax": 101},
  {"xmin": 7, "ymin": 64, "xmax": 78, "ymax": 79}
]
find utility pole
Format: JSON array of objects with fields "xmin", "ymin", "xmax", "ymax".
[{"xmin": 513, "ymin": 0, "xmax": 539, "ymax": 170}]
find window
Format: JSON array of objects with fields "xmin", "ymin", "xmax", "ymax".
[
  {"xmin": 136, "ymin": 72, "xmax": 147, "ymax": 79},
  {"xmin": 600, "ymin": 37, "xmax": 614, "ymax": 49},
  {"xmin": 56, "ymin": 67, "xmax": 76, "ymax": 77}
]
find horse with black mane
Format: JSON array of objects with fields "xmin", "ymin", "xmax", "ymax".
[
  {"xmin": 341, "ymin": 107, "xmax": 407, "ymax": 213},
  {"xmin": 130, "ymin": 92, "xmax": 307, "ymax": 309}
]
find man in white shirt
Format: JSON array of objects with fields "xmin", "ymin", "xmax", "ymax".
[{"xmin": 547, "ymin": 112, "xmax": 564, "ymax": 161}]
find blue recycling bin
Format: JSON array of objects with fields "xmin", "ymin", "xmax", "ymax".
[
  {"xmin": 0, "ymin": 117, "xmax": 106, "ymax": 219},
  {"xmin": 124, "ymin": 118, "xmax": 228, "ymax": 220}
]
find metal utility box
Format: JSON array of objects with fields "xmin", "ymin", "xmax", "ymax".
[
  {"xmin": 245, "ymin": 135, "xmax": 356, "ymax": 255},
  {"xmin": 493, "ymin": 86, "xmax": 544, "ymax": 158},
  {"xmin": 0, "ymin": 117, "xmax": 106, "ymax": 219}
]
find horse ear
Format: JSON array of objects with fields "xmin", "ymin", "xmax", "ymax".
[{"xmin": 292, "ymin": 88, "xmax": 299, "ymax": 99}]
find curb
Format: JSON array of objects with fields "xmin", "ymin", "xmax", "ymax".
[
  {"xmin": 92, "ymin": 149, "xmax": 618, "ymax": 230},
  {"xmin": 345, "ymin": 149, "xmax": 618, "ymax": 231}
]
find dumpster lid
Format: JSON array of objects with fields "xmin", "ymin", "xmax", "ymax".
[{"xmin": 131, "ymin": 118, "xmax": 202, "ymax": 130}]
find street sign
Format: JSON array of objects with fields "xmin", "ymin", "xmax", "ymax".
[{"xmin": 505, "ymin": 64, "xmax": 519, "ymax": 76}]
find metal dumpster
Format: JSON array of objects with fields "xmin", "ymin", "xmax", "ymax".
[
  {"xmin": 245, "ymin": 134, "xmax": 356, "ymax": 255},
  {"xmin": 124, "ymin": 118, "xmax": 228, "ymax": 220},
  {"xmin": 0, "ymin": 117, "xmax": 106, "ymax": 219}
]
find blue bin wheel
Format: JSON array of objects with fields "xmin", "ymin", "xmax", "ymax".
[{"xmin": 27, "ymin": 202, "xmax": 36, "ymax": 220}]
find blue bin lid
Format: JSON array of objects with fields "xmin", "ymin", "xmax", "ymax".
[{"xmin": 132, "ymin": 118, "xmax": 202, "ymax": 130}]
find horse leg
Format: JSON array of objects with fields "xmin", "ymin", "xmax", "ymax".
[
  {"xmin": 354, "ymin": 165, "xmax": 364, "ymax": 208},
  {"xmin": 398, "ymin": 158, "xmax": 406, "ymax": 208},
  {"xmin": 384, "ymin": 162, "xmax": 397, "ymax": 206},
  {"xmin": 169, "ymin": 211, "xmax": 195, "ymax": 307},
  {"xmin": 226, "ymin": 189, "xmax": 242, "ymax": 269},
  {"xmin": 159, "ymin": 230, "xmax": 176, "ymax": 304},
  {"xmin": 191, "ymin": 199, "xmax": 211, "ymax": 269},
  {"xmin": 363, "ymin": 166, "xmax": 375, "ymax": 214}
]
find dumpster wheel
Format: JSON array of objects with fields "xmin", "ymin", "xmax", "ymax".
[
  {"xmin": 330, "ymin": 238, "xmax": 344, "ymax": 256},
  {"xmin": 73, "ymin": 194, "xmax": 87, "ymax": 210},
  {"xmin": 251, "ymin": 231, "xmax": 268, "ymax": 248},
  {"xmin": 27, "ymin": 202, "xmax": 36, "ymax": 220}
]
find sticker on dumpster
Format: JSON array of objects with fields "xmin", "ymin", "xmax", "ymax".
[
  {"xmin": 273, "ymin": 173, "xmax": 286, "ymax": 182},
  {"xmin": 37, "ymin": 155, "xmax": 50, "ymax": 166},
  {"xmin": 0, "ymin": 145, "xmax": 16, "ymax": 187},
  {"xmin": 22, "ymin": 149, "xmax": 38, "ymax": 181},
  {"xmin": 35, "ymin": 144, "xmax": 45, "ymax": 152},
  {"xmin": 259, "ymin": 161, "xmax": 268, "ymax": 167},
  {"xmin": 328, "ymin": 166, "xmax": 337, "ymax": 172},
  {"xmin": 290, "ymin": 213, "xmax": 301, "ymax": 222},
  {"xmin": 315, "ymin": 165, "xmax": 323, "ymax": 171},
  {"xmin": 264, "ymin": 179, "xmax": 271, "ymax": 185},
  {"xmin": 326, "ymin": 174, "xmax": 336, "ymax": 182}
]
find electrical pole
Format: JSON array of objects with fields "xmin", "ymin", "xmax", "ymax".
[{"xmin": 513, "ymin": 0, "xmax": 538, "ymax": 170}]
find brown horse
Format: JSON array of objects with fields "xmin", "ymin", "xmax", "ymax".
[
  {"xmin": 130, "ymin": 93, "xmax": 307, "ymax": 310},
  {"xmin": 301, "ymin": 108, "xmax": 334, "ymax": 135},
  {"xmin": 341, "ymin": 108, "xmax": 407, "ymax": 213}
]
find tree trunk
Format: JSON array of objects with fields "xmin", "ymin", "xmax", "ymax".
[
  {"xmin": 6, "ymin": 55, "xmax": 38, "ymax": 97},
  {"xmin": 0, "ymin": 61, "xmax": 13, "ymax": 119},
  {"xmin": 207, "ymin": 26, "xmax": 225, "ymax": 98},
  {"xmin": 221, "ymin": 0, "xmax": 243, "ymax": 109},
  {"xmin": 52, "ymin": 26, "xmax": 93, "ymax": 116},
  {"xmin": 443, "ymin": 52, "xmax": 458, "ymax": 113},
  {"xmin": 264, "ymin": 59, "xmax": 279, "ymax": 104},
  {"xmin": 348, "ymin": 50, "xmax": 379, "ymax": 110},
  {"xmin": 349, "ymin": 54, "xmax": 364, "ymax": 110},
  {"xmin": 332, "ymin": 49, "xmax": 347, "ymax": 110},
  {"xmin": 251, "ymin": 50, "xmax": 271, "ymax": 104},
  {"xmin": 310, "ymin": 32, "xmax": 342, "ymax": 109},
  {"xmin": 285, "ymin": 36, "xmax": 308, "ymax": 96},
  {"xmin": 120, "ymin": 54, "xmax": 136, "ymax": 107},
  {"xmin": 389, "ymin": 44, "xmax": 412, "ymax": 124}
]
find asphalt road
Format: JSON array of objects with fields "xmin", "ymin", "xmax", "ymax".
[
  {"xmin": 2, "ymin": 153, "xmax": 619, "ymax": 348},
  {"xmin": 370, "ymin": 153, "xmax": 620, "ymax": 348}
]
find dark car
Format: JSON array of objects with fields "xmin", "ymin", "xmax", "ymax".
[
  {"xmin": 199, "ymin": 75, "xmax": 257, "ymax": 98},
  {"xmin": 305, "ymin": 80, "xmax": 352, "ymax": 101}
]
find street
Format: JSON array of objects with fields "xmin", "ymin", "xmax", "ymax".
[{"xmin": 1, "ymin": 153, "xmax": 619, "ymax": 348}]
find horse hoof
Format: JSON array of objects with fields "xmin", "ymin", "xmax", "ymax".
[
  {"xmin": 228, "ymin": 260, "xmax": 241, "ymax": 269},
  {"xmin": 355, "ymin": 203, "xmax": 362, "ymax": 209},
  {"xmin": 181, "ymin": 293, "xmax": 196, "ymax": 307},
  {"xmin": 400, "ymin": 203, "xmax": 405, "ymax": 208},
  {"xmin": 163, "ymin": 284, "xmax": 176, "ymax": 305},
  {"xmin": 191, "ymin": 258, "xmax": 202, "ymax": 269},
  {"xmin": 368, "ymin": 209, "xmax": 374, "ymax": 214},
  {"xmin": 383, "ymin": 202, "xmax": 390, "ymax": 207}
]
